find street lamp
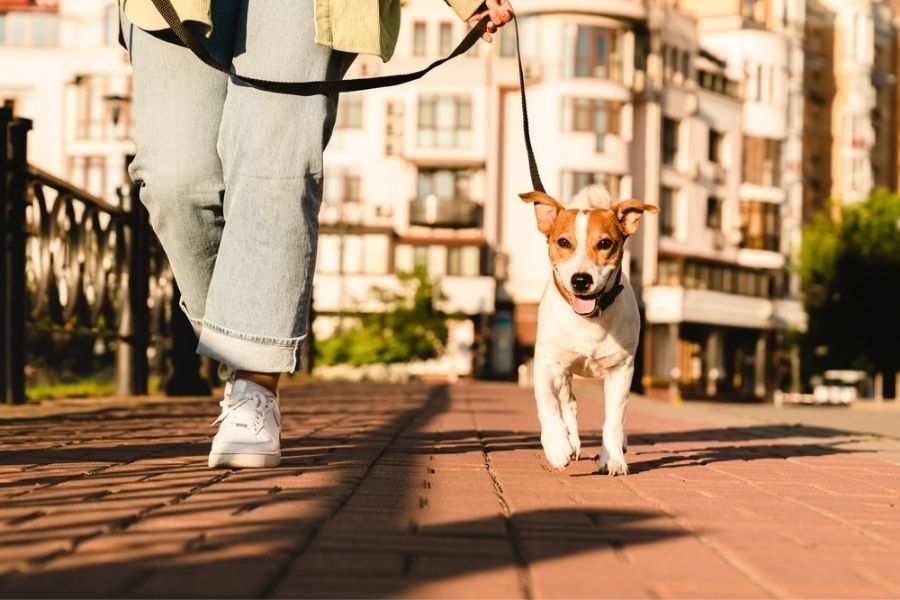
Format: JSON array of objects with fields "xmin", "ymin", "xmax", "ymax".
[{"xmin": 103, "ymin": 93, "xmax": 131, "ymax": 127}]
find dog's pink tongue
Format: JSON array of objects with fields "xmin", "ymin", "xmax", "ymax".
[{"xmin": 571, "ymin": 295, "xmax": 598, "ymax": 315}]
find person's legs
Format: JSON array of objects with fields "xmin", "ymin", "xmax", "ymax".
[
  {"xmin": 122, "ymin": 2, "xmax": 241, "ymax": 335},
  {"xmin": 196, "ymin": 0, "xmax": 356, "ymax": 376}
]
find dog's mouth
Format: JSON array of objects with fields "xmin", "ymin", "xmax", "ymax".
[{"xmin": 570, "ymin": 293, "xmax": 600, "ymax": 316}]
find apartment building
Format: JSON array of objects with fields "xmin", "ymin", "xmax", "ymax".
[
  {"xmin": 803, "ymin": 0, "xmax": 898, "ymax": 214},
  {"xmin": 0, "ymin": 0, "xmax": 133, "ymax": 202},
  {"xmin": 6, "ymin": 0, "xmax": 896, "ymax": 396}
]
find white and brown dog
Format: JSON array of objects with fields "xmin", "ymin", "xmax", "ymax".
[{"xmin": 520, "ymin": 186, "xmax": 658, "ymax": 475}]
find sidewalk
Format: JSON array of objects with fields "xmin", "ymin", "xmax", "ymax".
[{"xmin": 1, "ymin": 380, "xmax": 899, "ymax": 599}]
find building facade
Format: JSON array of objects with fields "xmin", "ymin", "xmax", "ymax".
[
  {"xmin": 0, "ymin": 0, "xmax": 133, "ymax": 202},
  {"xmin": 4, "ymin": 0, "xmax": 899, "ymax": 397}
]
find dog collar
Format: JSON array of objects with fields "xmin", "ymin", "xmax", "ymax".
[{"xmin": 553, "ymin": 268, "xmax": 624, "ymax": 318}]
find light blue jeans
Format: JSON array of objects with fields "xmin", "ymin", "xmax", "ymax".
[{"xmin": 121, "ymin": 1, "xmax": 355, "ymax": 372}]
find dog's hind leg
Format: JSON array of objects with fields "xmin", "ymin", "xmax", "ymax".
[
  {"xmin": 559, "ymin": 374, "xmax": 581, "ymax": 460},
  {"xmin": 533, "ymin": 360, "xmax": 575, "ymax": 469}
]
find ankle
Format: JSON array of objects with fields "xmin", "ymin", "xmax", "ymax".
[{"xmin": 234, "ymin": 371, "xmax": 281, "ymax": 395}]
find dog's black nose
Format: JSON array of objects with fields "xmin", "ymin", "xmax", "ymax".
[{"xmin": 571, "ymin": 273, "xmax": 593, "ymax": 293}]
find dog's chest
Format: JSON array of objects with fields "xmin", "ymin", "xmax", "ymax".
[{"xmin": 536, "ymin": 293, "xmax": 636, "ymax": 376}]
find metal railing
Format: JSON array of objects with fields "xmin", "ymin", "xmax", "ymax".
[{"xmin": 1, "ymin": 103, "xmax": 204, "ymax": 404}]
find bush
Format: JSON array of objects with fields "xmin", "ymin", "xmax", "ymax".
[{"xmin": 315, "ymin": 268, "xmax": 449, "ymax": 366}]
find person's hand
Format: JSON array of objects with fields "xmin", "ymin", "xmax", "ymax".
[{"xmin": 467, "ymin": 0, "xmax": 513, "ymax": 43}]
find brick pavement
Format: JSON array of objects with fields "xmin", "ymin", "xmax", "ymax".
[{"xmin": 0, "ymin": 380, "xmax": 899, "ymax": 598}]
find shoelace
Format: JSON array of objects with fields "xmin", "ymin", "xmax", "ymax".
[{"xmin": 211, "ymin": 391, "xmax": 276, "ymax": 435}]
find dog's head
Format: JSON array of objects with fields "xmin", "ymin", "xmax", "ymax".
[{"xmin": 520, "ymin": 190, "xmax": 658, "ymax": 316}]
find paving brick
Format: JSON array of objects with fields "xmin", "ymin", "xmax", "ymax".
[{"xmin": 3, "ymin": 381, "xmax": 900, "ymax": 598}]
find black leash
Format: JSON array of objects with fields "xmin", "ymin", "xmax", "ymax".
[{"xmin": 148, "ymin": 0, "xmax": 545, "ymax": 193}]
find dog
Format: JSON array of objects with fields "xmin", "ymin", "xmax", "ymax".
[{"xmin": 520, "ymin": 186, "xmax": 658, "ymax": 475}]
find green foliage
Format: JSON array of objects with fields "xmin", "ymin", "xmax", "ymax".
[
  {"xmin": 797, "ymin": 190, "xmax": 900, "ymax": 377},
  {"xmin": 315, "ymin": 268, "xmax": 450, "ymax": 366}
]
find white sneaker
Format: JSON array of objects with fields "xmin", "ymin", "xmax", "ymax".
[{"xmin": 208, "ymin": 378, "xmax": 281, "ymax": 468}]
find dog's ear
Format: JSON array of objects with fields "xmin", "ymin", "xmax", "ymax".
[
  {"xmin": 611, "ymin": 199, "xmax": 659, "ymax": 237},
  {"xmin": 520, "ymin": 191, "xmax": 564, "ymax": 237}
]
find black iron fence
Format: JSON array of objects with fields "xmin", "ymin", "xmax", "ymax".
[{"xmin": 1, "ymin": 104, "xmax": 205, "ymax": 404}]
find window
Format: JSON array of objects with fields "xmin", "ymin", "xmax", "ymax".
[
  {"xmin": 417, "ymin": 169, "xmax": 472, "ymax": 202},
  {"xmin": 73, "ymin": 75, "xmax": 133, "ymax": 140},
  {"xmin": 742, "ymin": 136, "xmax": 781, "ymax": 186},
  {"xmin": 561, "ymin": 98, "xmax": 620, "ymax": 151},
  {"xmin": 656, "ymin": 257, "xmax": 681, "ymax": 285},
  {"xmin": 699, "ymin": 70, "xmax": 737, "ymax": 96},
  {"xmin": 3, "ymin": 11, "xmax": 59, "ymax": 46},
  {"xmin": 659, "ymin": 187, "xmax": 676, "ymax": 236},
  {"xmin": 395, "ymin": 244, "xmax": 481, "ymax": 277},
  {"xmin": 413, "ymin": 22, "xmax": 426, "ymax": 56},
  {"xmin": 665, "ymin": 256, "xmax": 775, "ymax": 298},
  {"xmin": 323, "ymin": 168, "xmax": 361, "ymax": 214},
  {"xmin": 67, "ymin": 155, "xmax": 109, "ymax": 199},
  {"xmin": 317, "ymin": 233, "xmax": 390, "ymax": 275},
  {"xmin": 439, "ymin": 22, "xmax": 453, "ymax": 55},
  {"xmin": 708, "ymin": 129, "xmax": 723, "ymax": 163},
  {"xmin": 706, "ymin": 196, "xmax": 722, "ymax": 230},
  {"xmin": 560, "ymin": 171, "xmax": 620, "ymax": 204},
  {"xmin": 662, "ymin": 117, "xmax": 679, "ymax": 165},
  {"xmin": 634, "ymin": 26, "xmax": 649, "ymax": 71},
  {"xmin": 740, "ymin": 201, "xmax": 781, "ymax": 251},
  {"xmin": 564, "ymin": 25, "xmax": 619, "ymax": 80},
  {"xmin": 680, "ymin": 50, "xmax": 691, "ymax": 82},
  {"xmin": 755, "ymin": 64, "xmax": 764, "ymax": 101},
  {"xmin": 417, "ymin": 96, "xmax": 472, "ymax": 147},
  {"xmin": 335, "ymin": 94, "xmax": 363, "ymax": 129}
]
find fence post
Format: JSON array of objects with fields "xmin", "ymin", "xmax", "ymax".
[
  {"xmin": 129, "ymin": 178, "xmax": 150, "ymax": 395},
  {"xmin": 0, "ymin": 104, "xmax": 11, "ymax": 404},
  {"xmin": 3, "ymin": 116, "xmax": 32, "ymax": 405},
  {"xmin": 116, "ymin": 171, "xmax": 150, "ymax": 396}
]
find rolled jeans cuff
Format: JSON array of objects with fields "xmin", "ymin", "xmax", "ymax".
[
  {"xmin": 197, "ymin": 319, "xmax": 305, "ymax": 373},
  {"xmin": 178, "ymin": 295, "xmax": 204, "ymax": 338}
]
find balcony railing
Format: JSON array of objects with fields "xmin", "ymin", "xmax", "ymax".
[{"xmin": 409, "ymin": 195, "xmax": 482, "ymax": 229}]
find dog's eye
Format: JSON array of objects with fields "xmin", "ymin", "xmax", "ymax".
[
  {"xmin": 556, "ymin": 238, "xmax": 572, "ymax": 249},
  {"xmin": 596, "ymin": 239, "xmax": 614, "ymax": 250}
]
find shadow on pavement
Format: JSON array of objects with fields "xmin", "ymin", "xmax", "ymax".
[{"xmin": 0, "ymin": 381, "xmax": 873, "ymax": 597}]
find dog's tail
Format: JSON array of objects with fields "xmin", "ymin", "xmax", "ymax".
[{"xmin": 570, "ymin": 184, "xmax": 612, "ymax": 209}]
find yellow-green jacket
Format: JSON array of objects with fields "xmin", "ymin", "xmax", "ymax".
[{"xmin": 120, "ymin": 0, "xmax": 483, "ymax": 61}]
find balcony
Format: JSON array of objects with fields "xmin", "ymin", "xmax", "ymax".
[{"xmin": 409, "ymin": 195, "xmax": 482, "ymax": 229}]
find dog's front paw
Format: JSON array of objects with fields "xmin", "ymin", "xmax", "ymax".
[
  {"xmin": 567, "ymin": 430, "xmax": 581, "ymax": 461},
  {"xmin": 598, "ymin": 448, "xmax": 629, "ymax": 476},
  {"xmin": 541, "ymin": 430, "xmax": 574, "ymax": 470}
]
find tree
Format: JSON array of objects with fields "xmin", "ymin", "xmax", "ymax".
[
  {"xmin": 315, "ymin": 268, "xmax": 450, "ymax": 366},
  {"xmin": 798, "ymin": 190, "xmax": 900, "ymax": 387}
]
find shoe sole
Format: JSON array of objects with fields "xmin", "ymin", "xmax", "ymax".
[{"xmin": 208, "ymin": 453, "xmax": 281, "ymax": 469}]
